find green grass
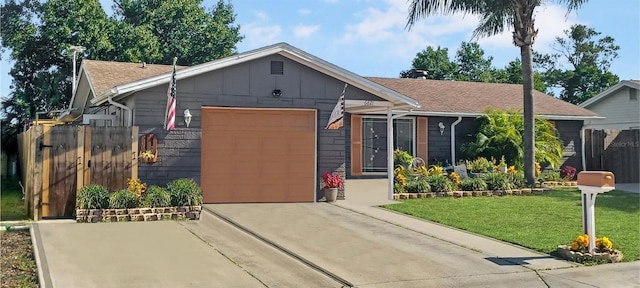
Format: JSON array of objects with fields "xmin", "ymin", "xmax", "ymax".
[
  {"xmin": 1, "ymin": 178, "xmax": 28, "ymax": 221},
  {"xmin": 383, "ymin": 187, "xmax": 640, "ymax": 261}
]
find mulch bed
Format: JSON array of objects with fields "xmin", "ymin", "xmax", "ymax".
[{"xmin": 1, "ymin": 230, "xmax": 39, "ymax": 288}]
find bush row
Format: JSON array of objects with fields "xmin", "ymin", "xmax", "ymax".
[{"xmin": 76, "ymin": 178, "xmax": 203, "ymax": 209}]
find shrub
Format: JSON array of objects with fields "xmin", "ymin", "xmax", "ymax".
[
  {"xmin": 109, "ymin": 189, "xmax": 138, "ymax": 209},
  {"xmin": 428, "ymin": 165, "xmax": 444, "ymax": 176},
  {"xmin": 142, "ymin": 186, "xmax": 171, "ymax": 207},
  {"xmin": 394, "ymin": 149, "xmax": 413, "ymax": 168},
  {"xmin": 508, "ymin": 171, "xmax": 527, "ymax": 188},
  {"xmin": 393, "ymin": 183, "xmax": 406, "ymax": 194},
  {"xmin": 561, "ymin": 166, "xmax": 577, "ymax": 181},
  {"xmin": 541, "ymin": 170, "xmax": 563, "ymax": 182},
  {"xmin": 459, "ymin": 178, "xmax": 488, "ymax": 191},
  {"xmin": 427, "ymin": 175, "xmax": 454, "ymax": 192},
  {"xmin": 76, "ymin": 184, "xmax": 109, "ymax": 209},
  {"xmin": 406, "ymin": 180, "xmax": 430, "ymax": 193},
  {"xmin": 167, "ymin": 178, "xmax": 203, "ymax": 206},
  {"xmin": 467, "ymin": 157, "xmax": 494, "ymax": 173},
  {"xmin": 483, "ymin": 172, "xmax": 512, "ymax": 191}
]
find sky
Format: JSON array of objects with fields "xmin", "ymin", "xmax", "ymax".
[{"xmin": 1, "ymin": 0, "xmax": 639, "ymax": 99}]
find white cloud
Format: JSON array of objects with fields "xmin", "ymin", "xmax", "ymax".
[
  {"xmin": 253, "ymin": 11, "xmax": 270, "ymax": 21},
  {"xmin": 298, "ymin": 9, "xmax": 312, "ymax": 15},
  {"xmin": 241, "ymin": 23, "xmax": 282, "ymax": 49},
  {"xmin": 476, "ymin": 4, "xmax": 579, "ymax": 53},
  {"xmin": 293, "ymin": 25, "xmax": 320, "ymax": 38}
]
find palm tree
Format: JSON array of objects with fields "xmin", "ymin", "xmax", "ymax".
[{"xmin": 406, "ymin": 0, "xmax": 587, "ymax": 185}]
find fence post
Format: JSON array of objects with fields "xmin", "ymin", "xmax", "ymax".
[
  {"xmin": 31, "ymin": 125, "xmax": 43, "ymax": 220},
  {"xmin": 131, "ymin": 126, "xmax": 139, "ymax": 180},
  {"xmin": 76, "ymin": 126, "xmax": 86, "ymax": 194}
]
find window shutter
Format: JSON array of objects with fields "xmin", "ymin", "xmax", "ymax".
[{"xmin": 350, "ymin": 115, "xmax": 363, "ymax": 175}]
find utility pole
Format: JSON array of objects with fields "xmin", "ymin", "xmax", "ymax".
[{"xmin": 69, "ymin": 45, "xmax": 86, "ymax": 97}]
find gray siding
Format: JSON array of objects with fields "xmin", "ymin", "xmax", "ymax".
[
  {"xmin": 584, "ymin": 87, "xmax": 640, "ymax": 130},
  {"xmin": 130, "ymin": 55, "xmax": 379, "ymax": 200},
  {"xmin": 427, "ymin": 117, "xmax": 477, "ymax": 166}
]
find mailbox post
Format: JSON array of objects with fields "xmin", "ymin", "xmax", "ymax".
[{"xmin": 576, "ymin": 171, "xmax": 615, "ymax": 254}]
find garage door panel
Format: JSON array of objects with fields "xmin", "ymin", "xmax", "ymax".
[{"xmin": 201, "ymin": 107, "xmax": 316, "ymax": 203}]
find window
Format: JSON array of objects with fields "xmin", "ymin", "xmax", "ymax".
[
  {"xmin": 361, "ymin": 117, "xmax": 415, "ymax": 172},
  {"xmin": 270, "ymin": 61, "xmax": 284, "ymax": 75}
]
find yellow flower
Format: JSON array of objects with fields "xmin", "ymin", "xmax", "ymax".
[
  {"xmin": 507, "ymin": 166, "xmax": 517, "ymax": 174},
  {"xmin": 601, "ymin": 237, "xmax": 612, "ymax": 249},
  {"xmin": 449, "ymin": 172, "xmax": 461, "ymax": 184},
  {"xmin": 571, "ymin": 241, "xmax": 579, "ymax": 251}
]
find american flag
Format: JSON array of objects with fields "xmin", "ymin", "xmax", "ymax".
[
  {"xmin": 325, "ymin": 83, "xmax": 347, "ymax": 130},
  {"xmin": 165, "ymin": 58, "xmax": 177, "ymax": 131}
]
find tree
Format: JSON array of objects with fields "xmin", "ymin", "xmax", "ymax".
[
  {"xmin": 400, "ymin": 46, "xmax": 456, "ymax": 79},
  {"xmin": 453, "ymin": 41, "xmax": 494, "ymax": 82},
  {"xmin": 1, "ymin": 0, "xmax": 243, "ymax": 156},
  {"xmin": 535, "ymin": 24, "xmax": 619, "ymax": 104},
  {"xmin": 493, "ymin": 58, "xmax": 548, "ymax": 92},
  {"xmin": 113, "ymin": 0, "xmax": 243, "ymax": 66},
  {"xmin": 406, "ymin": 0, "xmax": 588, "ymax": 186}
]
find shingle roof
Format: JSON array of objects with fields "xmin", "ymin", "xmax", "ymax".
[
  {"xmin": 366, "ymin": 77, "xmax": 598, "ymax": 117},
  {"xmin": 82, "ymin": 60, "xmax": 185, "ymax": 96}
]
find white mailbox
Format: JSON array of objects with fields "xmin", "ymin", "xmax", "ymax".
[{"xmin": 577, "ymin": 171, "xmax": 615, "ymax": 254}]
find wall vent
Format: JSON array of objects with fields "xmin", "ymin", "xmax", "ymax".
[{"xmin": 271, "ymin": 61, "xmax": 284, "ymax": 75}]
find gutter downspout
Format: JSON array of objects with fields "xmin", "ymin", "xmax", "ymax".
[
  {"xmin": 387, "ymin": 108, "xmax": 414, "ymax": 200},
  {"xmin": 450, "ymin": 117, "xmax": 463, "ymax": 165},
  {"xmin": 581, "ymin": 127, "xmax": 586, "ymax": 171},
  {"xmin": 108, "ymin": 94, "xmax": 132, "ymax": 126}
]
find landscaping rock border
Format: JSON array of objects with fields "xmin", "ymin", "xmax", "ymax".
[
  {"xmin": 393, "ymin": 188, "xmax": 550, "ymax": 200},
  {"xmin": 556, "ymin": 245, "xmax": 623, "ymax": 263},
  {"xmin": 75, "ymin": 206, "xmax": 202, "ymax": 223}
]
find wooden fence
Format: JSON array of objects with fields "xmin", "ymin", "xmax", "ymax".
[
  {"xmin": 18, "ymin": 125, "xmax": 139, "ymax": 219},
  {"xmin": 584, "ymin": 129, "xmax": 639, "ymax": 183}
]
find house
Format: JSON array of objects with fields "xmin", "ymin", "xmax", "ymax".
[
  {"xmin": 60, "ymin": 42, "xmax": 600, "ymax": 203},
  {"xmin": 579, "ymin": 80, "xmax": 640, "ymax": 130},
  {"xmin": 579, "ymin": 80, "xmax": 640, "ymax": 183}
]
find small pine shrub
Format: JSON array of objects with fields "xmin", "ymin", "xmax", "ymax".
[
  {"xmin": 459, "ymin": 178, "xmax": 488, "ymax": 191},
  {"xmin": 406, "ymin": 180, "xmax": 431, "ymax": 193},
  {"xmin": 142, "ymin": 186, "xmax": 171, "ymax": 207},
  {"xmin": 467, "ymin": 157, "xmax": 494, "ymax": 173},
  {"xmin": 167, "ymin": 178, "xmax": 203, "ymax": 206},
  {"xmin": 541, "ymin": 170, "xmax": 563, "ymax": 182},
  {"xmin": 76, "ymin": 184, "xmax": 109, "ymax": 209},
  {"xmin": 484, "ymin": 172, "xmax": 512, "ymax": 191},
  {"xmin": 109, "ymin": 189, "xmax": 138, "ymax": 209},
  {"xmin": 427, "ymin": 175, "xmax": 454, "ymax": 192}
]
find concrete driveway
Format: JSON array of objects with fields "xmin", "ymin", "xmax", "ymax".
[{"xmin": 32, "ymin": 187, "xmax": 640, "ymax": 287}]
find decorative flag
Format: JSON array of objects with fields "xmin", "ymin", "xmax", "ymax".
[
  {"xmin": 325, "ymin": 83, "xmax": 348, "ymax": 130},
  {"xmin": 165, "ymin": 57, "xmax": 177, "ymax": 131}
]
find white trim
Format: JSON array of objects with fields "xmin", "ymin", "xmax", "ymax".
[
  {"xmin": 82, "ymin": 114, "xmax": 116, "ymax": 125},
  {"xmin": 405, "ymin": 110, "xmax": 603, "ymax": 121},
  {"xmin": 579, "ymin": 80, "xmax": 640, "ymax": 108},
  {"xmin": 90, "ymin": 43, "xmax": 421, "ymax": 109}
]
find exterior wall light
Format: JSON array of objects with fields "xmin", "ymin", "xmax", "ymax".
[
  {"xmin": 439, "ymin": 122, "xmax": 445, "ymax": 135},
  {"xmin": 184, "ymin": 109, "xmax": 192, "ymax": 127},
  {"xmin": 272, "ymin": 89, "xmax": 282, "ymax": 97}
]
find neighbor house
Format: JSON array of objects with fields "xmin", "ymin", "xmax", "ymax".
[
  {"xmin": 59, "ymin": 42, "xmax": 601, "ymax": 203},
  {"xmin": 579, "ymin": 80, "xmax": 640, "ymax": 130}
]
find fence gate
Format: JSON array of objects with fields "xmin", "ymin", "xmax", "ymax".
[
  {"xmin": 585, "ymin": 129, "xmax": 639, "ymax": 183},
  {"xmin": 18, "ymin": 125, "xmax": 139, "ymax": 219}
]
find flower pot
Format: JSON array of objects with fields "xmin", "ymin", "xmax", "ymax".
[{"xmin": 324, "ymin": 188, "xmax": 338, "ymax": 202}]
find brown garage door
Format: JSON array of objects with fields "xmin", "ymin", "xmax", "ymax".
[{"xmin": 201, "ymin": 107, "xmax": 316, "ymax": 203}]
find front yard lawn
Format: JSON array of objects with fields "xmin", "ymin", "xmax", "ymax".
[{"xmin": 382, "ymin": 187, "xmax": 640, "ymax": 261}]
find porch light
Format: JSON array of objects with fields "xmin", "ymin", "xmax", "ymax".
[
  {"xmin": 439, "ymin": 122, "xmax": 445, "ymax": 135},
  {"xmin": 184, "ymin": 109, "xmax": 192, "ymax": 127},
  {"xmin": 272, "ymin": 89, "xmax": 282, "ymax": 97}
]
